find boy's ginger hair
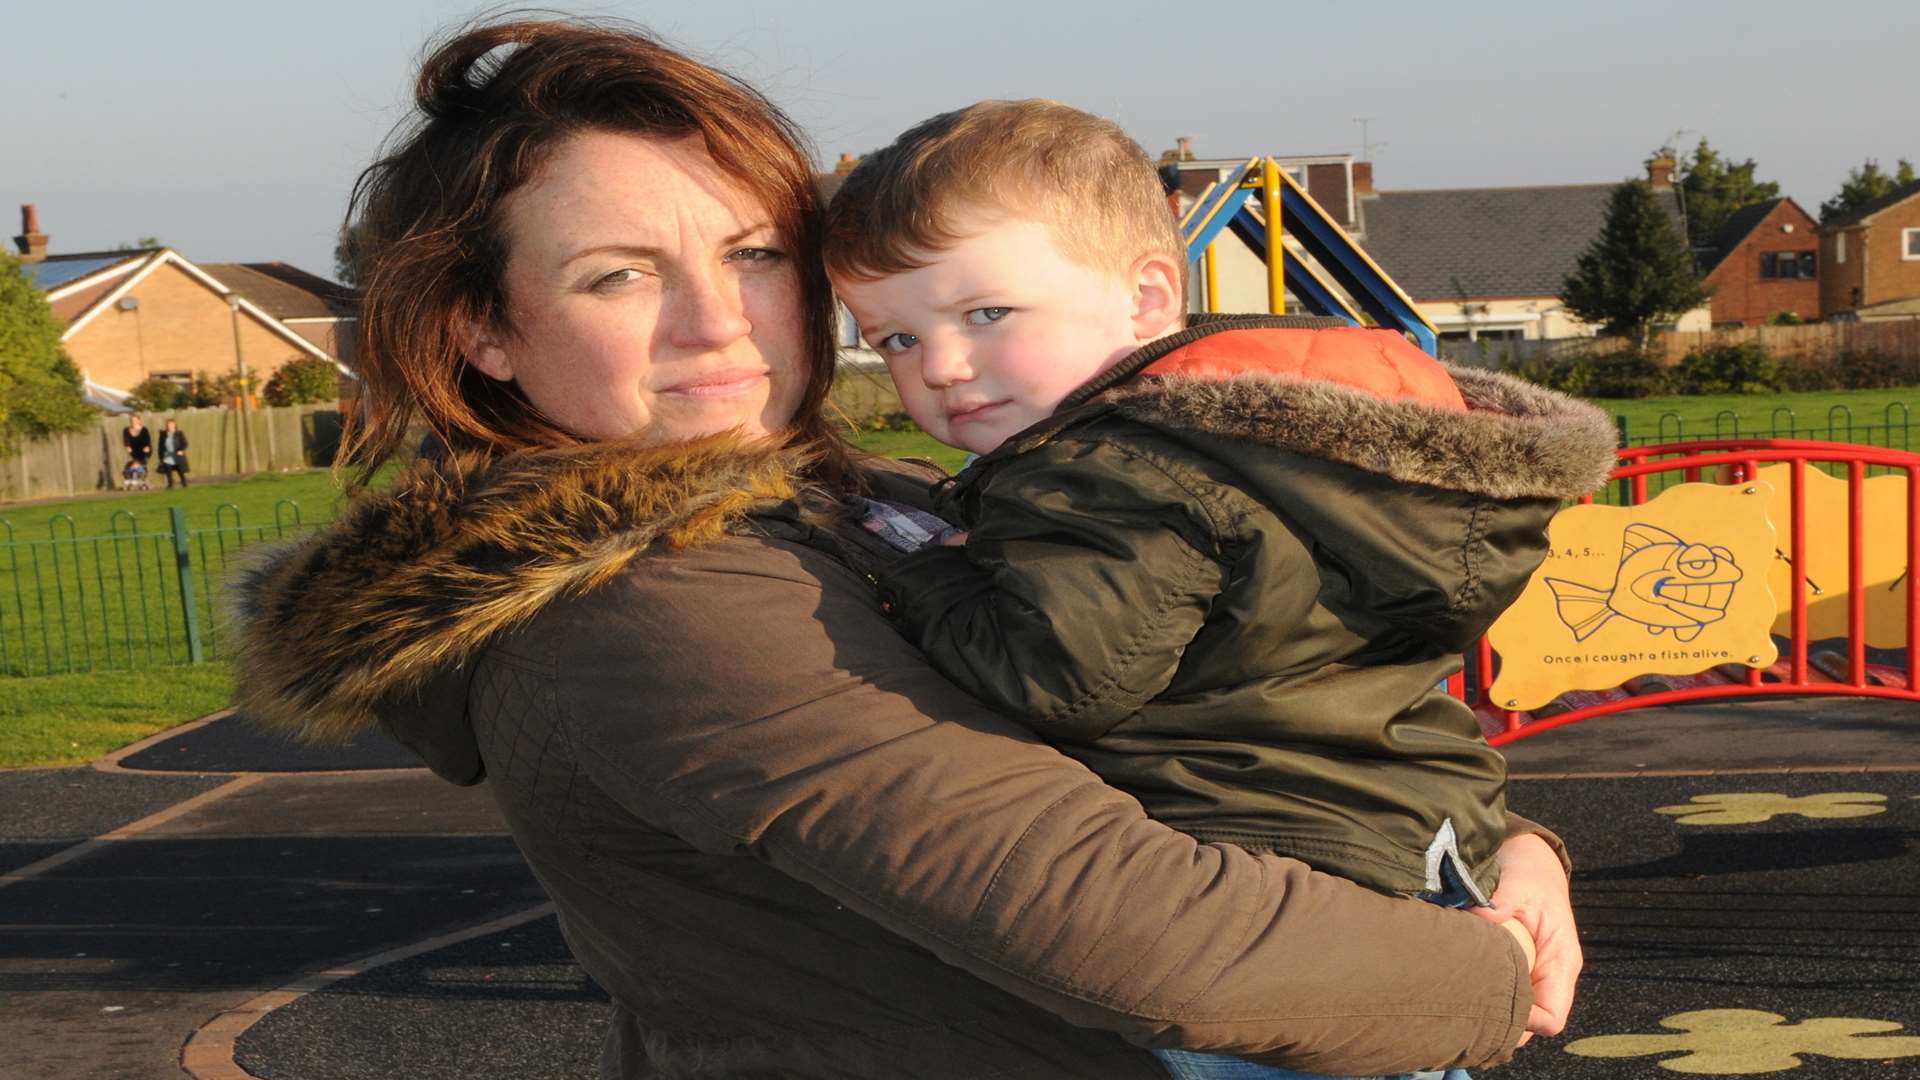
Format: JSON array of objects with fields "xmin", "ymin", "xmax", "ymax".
[{"xmin": 823, "ymin": 99, "xmax": 1185, "ymax": 286}]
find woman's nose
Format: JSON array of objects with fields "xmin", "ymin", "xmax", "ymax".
[{"xmin": 668, "ymin": 270, "xmax": 752, "ymax": 350}]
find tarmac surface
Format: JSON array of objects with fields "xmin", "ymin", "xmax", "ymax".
[{"xmin": 1, "ymin": 698, "xmax": 1916, "ymax": 1079}]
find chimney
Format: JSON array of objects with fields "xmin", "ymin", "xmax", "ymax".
[
  {"xmin": 1646, "ymin": 153, "xmax": 1677, "ymax": 189},
  {"xmin": 834, "ymin": 152, "xmax": 859, "ymax": 176},
  {"xmin": 15, "ymin": 204, "xmax": 49, "ymax": 263},
  {"xmin": 1176, "ymin": 136, "xmax": 1193, "ymax": 161},
  {"xmin": 1353, "ymin": 161, "xmax": 1375, "ymax": 196}
]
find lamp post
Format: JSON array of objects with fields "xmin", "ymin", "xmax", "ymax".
[{"xmin": 228, "ymin": 294, "xmax": 256, "ymax": 474}]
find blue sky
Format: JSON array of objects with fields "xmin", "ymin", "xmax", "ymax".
[{"xmin": 4, "ymin": 0, "xmax": 1916, "ymax": 280}]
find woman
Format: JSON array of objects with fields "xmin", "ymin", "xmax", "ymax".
[
  {"xmin": 157, "ymin": 418, "xmax": 189, "ymax": 488},
  {"xmin": 234, "ymin": 19, "xmax": 1579, "ymax": 1078}
]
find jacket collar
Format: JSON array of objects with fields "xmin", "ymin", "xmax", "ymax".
[{"xmin": 230, "ymin": 433, "xmax": 810, "ymax": 750}]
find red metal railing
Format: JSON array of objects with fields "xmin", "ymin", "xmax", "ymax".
[{"xmin": 1463, "ymin": 439, "xmax": 1920, "ymax": 746}]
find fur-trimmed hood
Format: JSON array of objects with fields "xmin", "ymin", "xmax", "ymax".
[
  {"xmin": 1109, "ymin": 362, "xmax": 1618, "ymax": 502},
  {"xmin": 1031, "ymin": 315, "xmax": 1619, "ymax": 503},
  {"xmin": 230, "ymin": 433, "xmax": 809, "ymax": 744}
]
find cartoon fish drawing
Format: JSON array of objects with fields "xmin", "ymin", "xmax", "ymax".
[{"xmin": 1545, "ymin": 524, "xmax": 1743, "ymax": 643}]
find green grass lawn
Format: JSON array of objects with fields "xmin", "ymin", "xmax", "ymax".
[
  {"xmin": 850, "ymin": 429, "xmax": 970, "ymax": 473},
  {"xmin": 0, "ymin": 469, "xmax": 361, "ymax": 680},
  {"xmin": 0, "ymin": 662, "xmax": 235, "ymax": 768},
  {"xmin": 0, "ymin": 468, "xmax": 357, "ymax": 544},
  {"xmin": 1606, "ymin": 387, "xmax": 1919, "ymax": 448}
]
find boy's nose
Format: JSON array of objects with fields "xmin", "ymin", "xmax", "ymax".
[{"xmin": 919, "ymin": 340, "xmax": 973, "ymax": 389}]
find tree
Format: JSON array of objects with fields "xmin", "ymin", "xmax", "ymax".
[
  {"xmin": 333, "ymin": 220, "xmax": 373, "ymax": 287},
  {"xmin": 1820, "ymin": 157, "xmax": 1918, "ymax": 222},
  {"xmin": 1561, "ymin": 180, "xmax": 1709, "ymax": 348},
  {"xmin": 264, "ymin": 356, "xmax": 341, "ymax": 406},
  {"xmin": 124, "ymin": 375, "xmax": 187, "ymax": 413},
  {"xmin": 113, "ymin": 237, "xmax": 163, "ymax": 251},
  {"xmin": 1675, "ymin": 138, "xmax": 1780, "ymax": 249},
  {"xmin": 0, "ymin": 252, "xmax": 95, "ymax": 450}
]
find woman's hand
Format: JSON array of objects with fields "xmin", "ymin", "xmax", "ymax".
[{"xmin": 1470, "ymin": 832, "xmax": 1581, "ymax": 1042}]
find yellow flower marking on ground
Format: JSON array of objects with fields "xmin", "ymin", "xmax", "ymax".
[
  {"xmin": 1567, "ymin": 1009, "xmax": 1920, "ymax": 1073},
  {"xmin": 1652, "ymin": 792, "xmax": 1887, "ymax": 826}
]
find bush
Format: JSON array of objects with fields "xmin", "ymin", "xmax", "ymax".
[
  {"xmin": 1676, "ymin": 342, "xmax": 1779, "ymax": 394},
  {"xmin": 1500, "ymin": 353, "xmax": 1590, "ymax": 396},
  {"xmin": 1776, "ymin": 356, "xmax": 1840, "ymax": 392},
  {"xmin": 1834, "ymin": 349, "xmax": 1914, "ymax": 390},
  {"xmin": 1583, "ymin": 351, "xmax": 1671, "ymax": 398},
  {"xmin": 124, "ymin": 375, "xmax": 186, "ymax": 412},
  {"xmin": 186, "ymin": 370, "xmax": 229, "ymax": 408},
  {"xmin": 264, "ymin": 356, "xmax": 341, "ymax": 406},
  {"xmin": 1767, "ymin": 310, "xmax": 1806, "ymax": 326}
]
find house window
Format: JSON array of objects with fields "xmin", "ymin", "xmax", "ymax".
[
  {"xmin": 1905, "ymin": 228, "xmax": 1920, "ymax": 260},
  {"xmin": 1836, "ymin": 231, "xmax": 1847, "ymax": 263},
  {"xmin": 1759, "ymin": 251, "xmax": 1817, "ymax": 279}
]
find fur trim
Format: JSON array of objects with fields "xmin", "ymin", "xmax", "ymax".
[
  {"xmin": 229, "ymin": 433, "xmax": 807, "ymax": 742},
  {"xmin": 1109, "ymin": 363, "xmax": 1619, "ymax": 501}
]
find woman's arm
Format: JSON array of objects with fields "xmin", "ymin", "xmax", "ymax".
[{"xmin": 552, "ymin": 535, "xmax": 1534, "ymax": 1075}]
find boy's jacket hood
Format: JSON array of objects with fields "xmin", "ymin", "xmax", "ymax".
[
  {"xmin": 230, "ymin": 433, "xmax": 809, "ymax": 757},
  {"xmin": 1046, "ymin": 315, "xmax": 1619, "ymax": 503}
]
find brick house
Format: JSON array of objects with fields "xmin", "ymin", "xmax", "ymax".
[
  {"xmin": 1819, "ymin": 180, "xmax": 1920, "ymax": 320},
  {"xmin": 11, "ymin": 205, "xmax": 354, "ymax": 406},
  {"xmin": 1696, "ymin": 198, "xmax": 1821, "ymax": 326}
]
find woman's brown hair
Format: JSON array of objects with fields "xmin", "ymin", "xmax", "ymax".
[{"xmin": 341, "ymin": 17, "xmax": 850, "ymax": 486}]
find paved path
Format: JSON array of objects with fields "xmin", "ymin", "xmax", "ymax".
[{"xmin": 1, "ymin": 698, "xmax": 1915, "ymax": 1079}]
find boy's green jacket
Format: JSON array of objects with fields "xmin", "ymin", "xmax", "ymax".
[{"xmin": 880, "ymin": 315, "xmax": 1620, "ymax": 897}]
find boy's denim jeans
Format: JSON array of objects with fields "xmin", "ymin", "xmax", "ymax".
[
  {"xmin": 1152, "ymin": 860, "xmax": 1490, "ymax": 1080},
  {"xmin": 1153, "ymin": 1056, "xmax": 1472, "ymax": 1080}
]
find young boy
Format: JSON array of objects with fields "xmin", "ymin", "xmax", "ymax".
[{"xmin": 823, "ymin": 101, "xmax": 1615, "ymax": 1078}]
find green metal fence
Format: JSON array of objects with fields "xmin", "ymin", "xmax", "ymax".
[
  {"xmin": 0, "ymin": 501, "xmax": 323, "ymax": 678},
  {"xmin": 1608, "ymin": 402, "xmax": 1914, "ymax": 503}
]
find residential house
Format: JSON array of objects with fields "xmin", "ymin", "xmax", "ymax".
[
  {"xmin": 11, "ymin": 204, "xmax": 354, "ymax": 406},
  {"xmin": 1696, "ymin": 198, "xmax": 1821, "ymax": 326},
  {"xmin": 1357, "ymin": 157, "xmax": 1710, "ymax": 343},
  {"xmin": 1819, "ymin": 179, "xmax": 1920, "ymax": 320}
]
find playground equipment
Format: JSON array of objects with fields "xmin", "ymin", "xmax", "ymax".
[
  {"xmin": 1178, "ymin": 157, "xmax": 1438, "ymax": 353},
  {"xmin": 1465, "ymin": 440, "xmax": 1920, "ymax": 744},
  {"xmin": 1183, "ymin": 161, "xmax": 1918, "ymax": 741}
]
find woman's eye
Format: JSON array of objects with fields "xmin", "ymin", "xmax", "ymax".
[
  {"xmin": 965, "ymin": 306, "xmax": 1010, "ymax": 325},
  {"xmin": 728, "ymin": 246, "xmax": 786, "ymax": 266},
  {"xmin": 877, "ymin": 332, "xmax": 919, "ymax": 354},
  {"xmin": 591, "ymin": 268, "xmax": 641, "ymax": 290}
]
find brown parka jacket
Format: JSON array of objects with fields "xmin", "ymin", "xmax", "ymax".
[{"xmin": 232, "ymin": 431, "xmax": 1554, "ymax": 1078}]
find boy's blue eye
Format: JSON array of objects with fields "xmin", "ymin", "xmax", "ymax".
[
  {"xmin": 965, "ymin": 307, "xmax": 1010, "ymax": 325},
  {"xmin": 879, "ymin": 332, "xmax": 919, "ymax": 354}
]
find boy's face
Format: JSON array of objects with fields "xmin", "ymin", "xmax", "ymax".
[{"xmin": 834, "ymin": 209, "xmax": 1156, "ymax": 456}]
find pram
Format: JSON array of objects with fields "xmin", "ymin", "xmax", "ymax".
[{"xmin": 121, "ymin": 459, "xmax": 150, "ymax": 491}]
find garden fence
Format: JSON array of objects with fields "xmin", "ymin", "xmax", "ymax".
[{"xmin": 0, "ymin": 405, "xmax": 343, "ymax": 505}]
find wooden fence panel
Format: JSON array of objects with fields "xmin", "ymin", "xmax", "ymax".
[{"xmin": 0, "ymin": 404, "xmax": 343, "ymax": 505}]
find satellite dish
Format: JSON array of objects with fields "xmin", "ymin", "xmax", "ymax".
[{"xmin": 117, "ymin": 296, "xmax": 140, "ymax": 311}]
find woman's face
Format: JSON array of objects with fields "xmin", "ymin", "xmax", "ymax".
[{"xmin": 466, "ymin": 131, "xmax": 809, "ymax": 442}]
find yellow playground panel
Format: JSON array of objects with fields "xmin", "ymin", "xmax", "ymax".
[
  {"xmin": 1488, "ymin": 483, "xmax": 1780, "ymax": 712},
  {"xmin": 1473, "ymin": 441, "xmax": 1918, "ymax": 742}
]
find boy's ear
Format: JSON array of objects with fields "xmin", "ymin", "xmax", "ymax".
[
  {"xmin": 1128, "ymin": 250, "xmax": 1185, "ymax": 341},
  {"xmin": 457, "ymin": 317, "xmax": 516, "ymax": 383}
]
